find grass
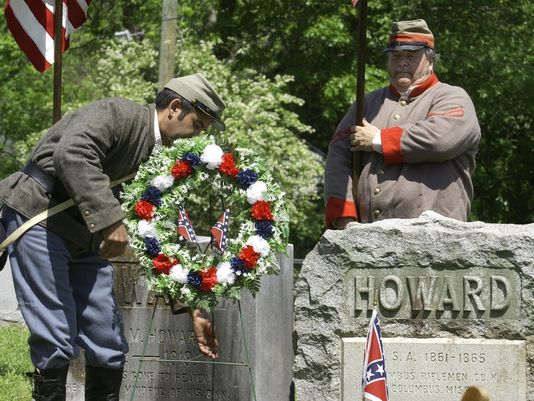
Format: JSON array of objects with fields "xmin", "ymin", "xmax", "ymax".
[{"xmin": 0, "ymin": 325, "xmax": 32, "ymax": 401}]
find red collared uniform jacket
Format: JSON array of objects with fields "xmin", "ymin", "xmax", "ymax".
[{"xmin": 324, "ymin": 74, "xmax": 481, "ymax": 227}]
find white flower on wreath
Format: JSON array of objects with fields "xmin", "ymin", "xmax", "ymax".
[
  {"xmin": 216, "ymin": 261, "xmax": 236, "ymax": 285},
  {"xmin": 137, "ymin": 220, "xmax": 157, "ymax": 238},
  {"xmin": 246, "ymin": 180, "xmax": 267, "ymax": 204},
  {"xmin": 169, "ymin": 264, "xmax": 189, "ymax": 283},
  {"xmin": 151, "ymin": 175, "xmax": 175, "ymax": 191},
  {"xmin": 246, "ymin": 235, "xmax": 270, "ymax": 257},
  {"xmin": 256, "ymin": 263, "xmax": 267, "ymax": 275},
  {"xmin": 200, "ymin": 144, "xmax": 224, "ymax": 169},
  {"xmin": 180, "ymin": 286, "xmax": 191, "ymax": 296}
]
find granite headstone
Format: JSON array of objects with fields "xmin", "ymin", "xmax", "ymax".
[
  {"xmin": 293, "ymin": 211, "xmax": 534, "ymax": 400},
  {"xmin": 66, "ymin": 245, "xmax": 294, "ymax": 401}
]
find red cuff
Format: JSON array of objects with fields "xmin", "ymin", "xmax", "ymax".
[
  {"xmin": 381, "ymin": 126, "xmax": 404, "ymax": 164},
  {"xmin": 325, "ymin": 197, "xmax": 357, "ymax": 228}
]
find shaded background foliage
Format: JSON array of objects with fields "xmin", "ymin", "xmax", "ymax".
[{"xmin": 0, "ymin": 0, "xmax": 532, "ymax": 257}]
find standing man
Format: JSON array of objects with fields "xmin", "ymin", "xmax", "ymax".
[
  {"xmin": 324, "ymin": 19, "xmax": 481, "ymax": 229},
  {"xmin": 0, "ymin": 73, "xmax": 224, "ymax": 400}
]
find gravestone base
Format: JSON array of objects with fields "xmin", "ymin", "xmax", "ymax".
[
  {"xmin": 342, "ymin": 338, "xmax": 526, "ymax": 401},
  {"xmin": 293, "ymin": 212, "xmax": 534, "ymax": 401},
  {"xmin": 66, "ymin": 245, "xmax": 294, "ymax": 401}
]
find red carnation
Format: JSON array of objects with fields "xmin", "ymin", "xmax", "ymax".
[
  {"xmin": 171, "ymin": 160, "xmax": 192, "ymax": 179},
  {"xmin": 239, "ymin": 245, "xmax": 261, "ymax": 269},
  {"xmin": 251, "ymin": 200, "xmax": 273, "ymax": 221},
  {"xmin": 135, "ymin": 200, "xmax": 155, "ymax": 220},
  {"xmin": 200, "ymin": 267, "xmax": 218, "ymax": 292},
  {"xmin": 152, "ymin": 253, "xmax": 177, "ymax": 275},
  {"xmin": 219, "ymin": 153, "xmax": 240, "ymax": 177}
]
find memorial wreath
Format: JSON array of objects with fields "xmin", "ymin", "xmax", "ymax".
[{"xmin": 121, "ymin": 136, "xmax": 289, "ymax": 310}]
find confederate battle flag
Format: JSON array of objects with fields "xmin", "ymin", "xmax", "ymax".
[
  {"xmin": 210, "ymin": 208, "xmax": 230, "ymax": 252},
  {"xmin": 362, "ymin": 309, "xmax": 389, "ymax": 401},
  {"xmin": 177, "ymin": 205, "xmax": 197, "ymax": 243}
]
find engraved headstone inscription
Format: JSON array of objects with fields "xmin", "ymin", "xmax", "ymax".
[
  {"xmin": 342, "ymin": 338, "xmax": 526, "ymax": 400},
  {"xmin": 66, "ymin": 245, "xmax": 293, "ymax": 401},
  {"xmin": 294, "ymin": 212, "xmax": 534, "ymax": 401}
]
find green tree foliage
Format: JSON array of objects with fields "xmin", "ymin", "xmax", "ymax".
[
  {"xmin": 0, "ymin": 2, "xmax": 323, "ymax": 255},
  {"xmin": 379, "ymin": 0, "xmax": 534, "ymax": 224},
  {"xmin": 0, "ymin": 0, "xmax": 532, "ymax": 261},
  {"xmin": 0, "ymin": 3, "xmax": 160, "ymax": 175},
  {"xmin": 174, "ymin": 39, "xmax": 324, "ymax": 252},
  {"xmin": 200, "ymin": 0, "xmax": 534, "ymax": 224}
]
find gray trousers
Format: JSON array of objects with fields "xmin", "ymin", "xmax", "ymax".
[{"xmin": 2, "ymin": 206, "xmax": 128, "ymax": 370}]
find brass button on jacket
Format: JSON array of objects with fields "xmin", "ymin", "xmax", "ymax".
[
  {"xmin": 373, "ymin": 209, "xmax": 381, "ymax": 218},
  {"xmin": 374, "ymin": 187, "xmax": 381, "ymax": 195},
  {"xmin": 393, "ymin": 113, "xmax": 401, "ymax": 120}
]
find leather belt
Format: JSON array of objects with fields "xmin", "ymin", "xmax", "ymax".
[
  {"xmin": 21, "ymin": 161, "xmax": 68, "ymax": 201},
  {"xmin": 21, "ymin": 161, "xmax": 55, "ymax": 193}
]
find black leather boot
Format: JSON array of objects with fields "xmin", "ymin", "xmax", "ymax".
[
  {"xmin": 85, "ymin": 365, "xmax": 124, "ymax": 401},
  {"xmin": 32, "ymin": 365, "xmax": 69, "ymax": 401}
]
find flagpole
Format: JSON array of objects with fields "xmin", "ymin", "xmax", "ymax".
[
  {"xmin": 352, "ymin": 0, "xmax": 368, "ymax": 222},
  {"xmin": 53, "ymin": 0, "xmax": 63, "ymax": 123}
]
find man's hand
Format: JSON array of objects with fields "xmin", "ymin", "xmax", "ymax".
[
  {"xmin": 191, "ymin": 308, "xmax": 219, "ymax": 359},
  {"xmin": 100, "ymin": 221, "xmax": 129, "ymax": 259},
  {"xmin": 349, "ymin": 119, "xmax": 379, "ymax": 152}
]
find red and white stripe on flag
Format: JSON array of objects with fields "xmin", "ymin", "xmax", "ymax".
[
  {"xmin": 351, "ymin": 0, "xmax": 359, "ymax": 6},
  {"xmin": 5, "ymin": 0, "xmax": 91, "ymax": 72},
  {"xmin": 362, "ymin": 309, "xmax": 389, "ymax": 401}
]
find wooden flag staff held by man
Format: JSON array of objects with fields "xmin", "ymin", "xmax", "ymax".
[
  {"xmin": 0, "ymin": 73, "xmax": 225, "ymax": 401},
  {"xmin": 324, "ymin": 19, "xmax": 481, "ymax": 229}
]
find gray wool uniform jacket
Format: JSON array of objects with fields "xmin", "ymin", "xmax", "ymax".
[
  {"xmin": 324, "ymin": 74, "xmax": 481, "ymax": 227},
  {"xmin": 0, "ymin": 97, "xmax": 156, "ymax": 251}
]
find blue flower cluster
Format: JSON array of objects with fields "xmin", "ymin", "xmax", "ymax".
[
  {"xmin": 182, "ymin": 152, "xmax": 202, "ymax": 166},
  {"xmin": 236, "ymin": 169, "xmax": 258, "ymax": 188},
  {"xmin": 144, "ymin": 237, "xmax": 161, "ymax": 256},
  {"xmin": 187, "ymin": 271, "xmax": 202, "ymax": 288},
  {"xmin": 141, "ymin": 186, "xmax": 162, "ymax": 207},
  {"xmin": 255, "ymin": 220, "xmax": 274, "ymax": 239},
  {"xmin": 230, "ymin": 257, "xmax": 248, "ymax": 275}
]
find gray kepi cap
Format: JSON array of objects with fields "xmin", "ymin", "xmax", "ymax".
[
  {"xmin": 164, "ymin": 73, "xmax": 226, "ymax": 131},
  {"xmin": 384, "ymin": 19, "xmax": 435, "ymax": 52}
]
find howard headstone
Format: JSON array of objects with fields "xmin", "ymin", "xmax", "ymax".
[
  {"xmin": 66, "ymin": 245, "xmax": 294, "ymax": 401},
  {"xmin": 293, "ymin": 211, "xmax": 534, "ymax": 400}
]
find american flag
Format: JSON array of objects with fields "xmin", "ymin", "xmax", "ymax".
[
  {"xmin": 177, "ymin": 205, "xmax": 197, "ymax": 243},
  {"xmin": 362, "ymin": 309, "xmax": 389, "ymax": 401},
  {"xmin": 5, "ymin": 0, "xmax": 91, "ymax": 72},
  {"xmin": 352, "ymin": 0, "xmax": 359, "ymax": 6},
  {"xmin": 210, "ymin": 208, "xmax": 231, "ymax": 252}
]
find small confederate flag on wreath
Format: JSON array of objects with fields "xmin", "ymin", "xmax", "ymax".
[{"xmin": 210, "ymin": 208, "xmax": 231, "ymax": 252}]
